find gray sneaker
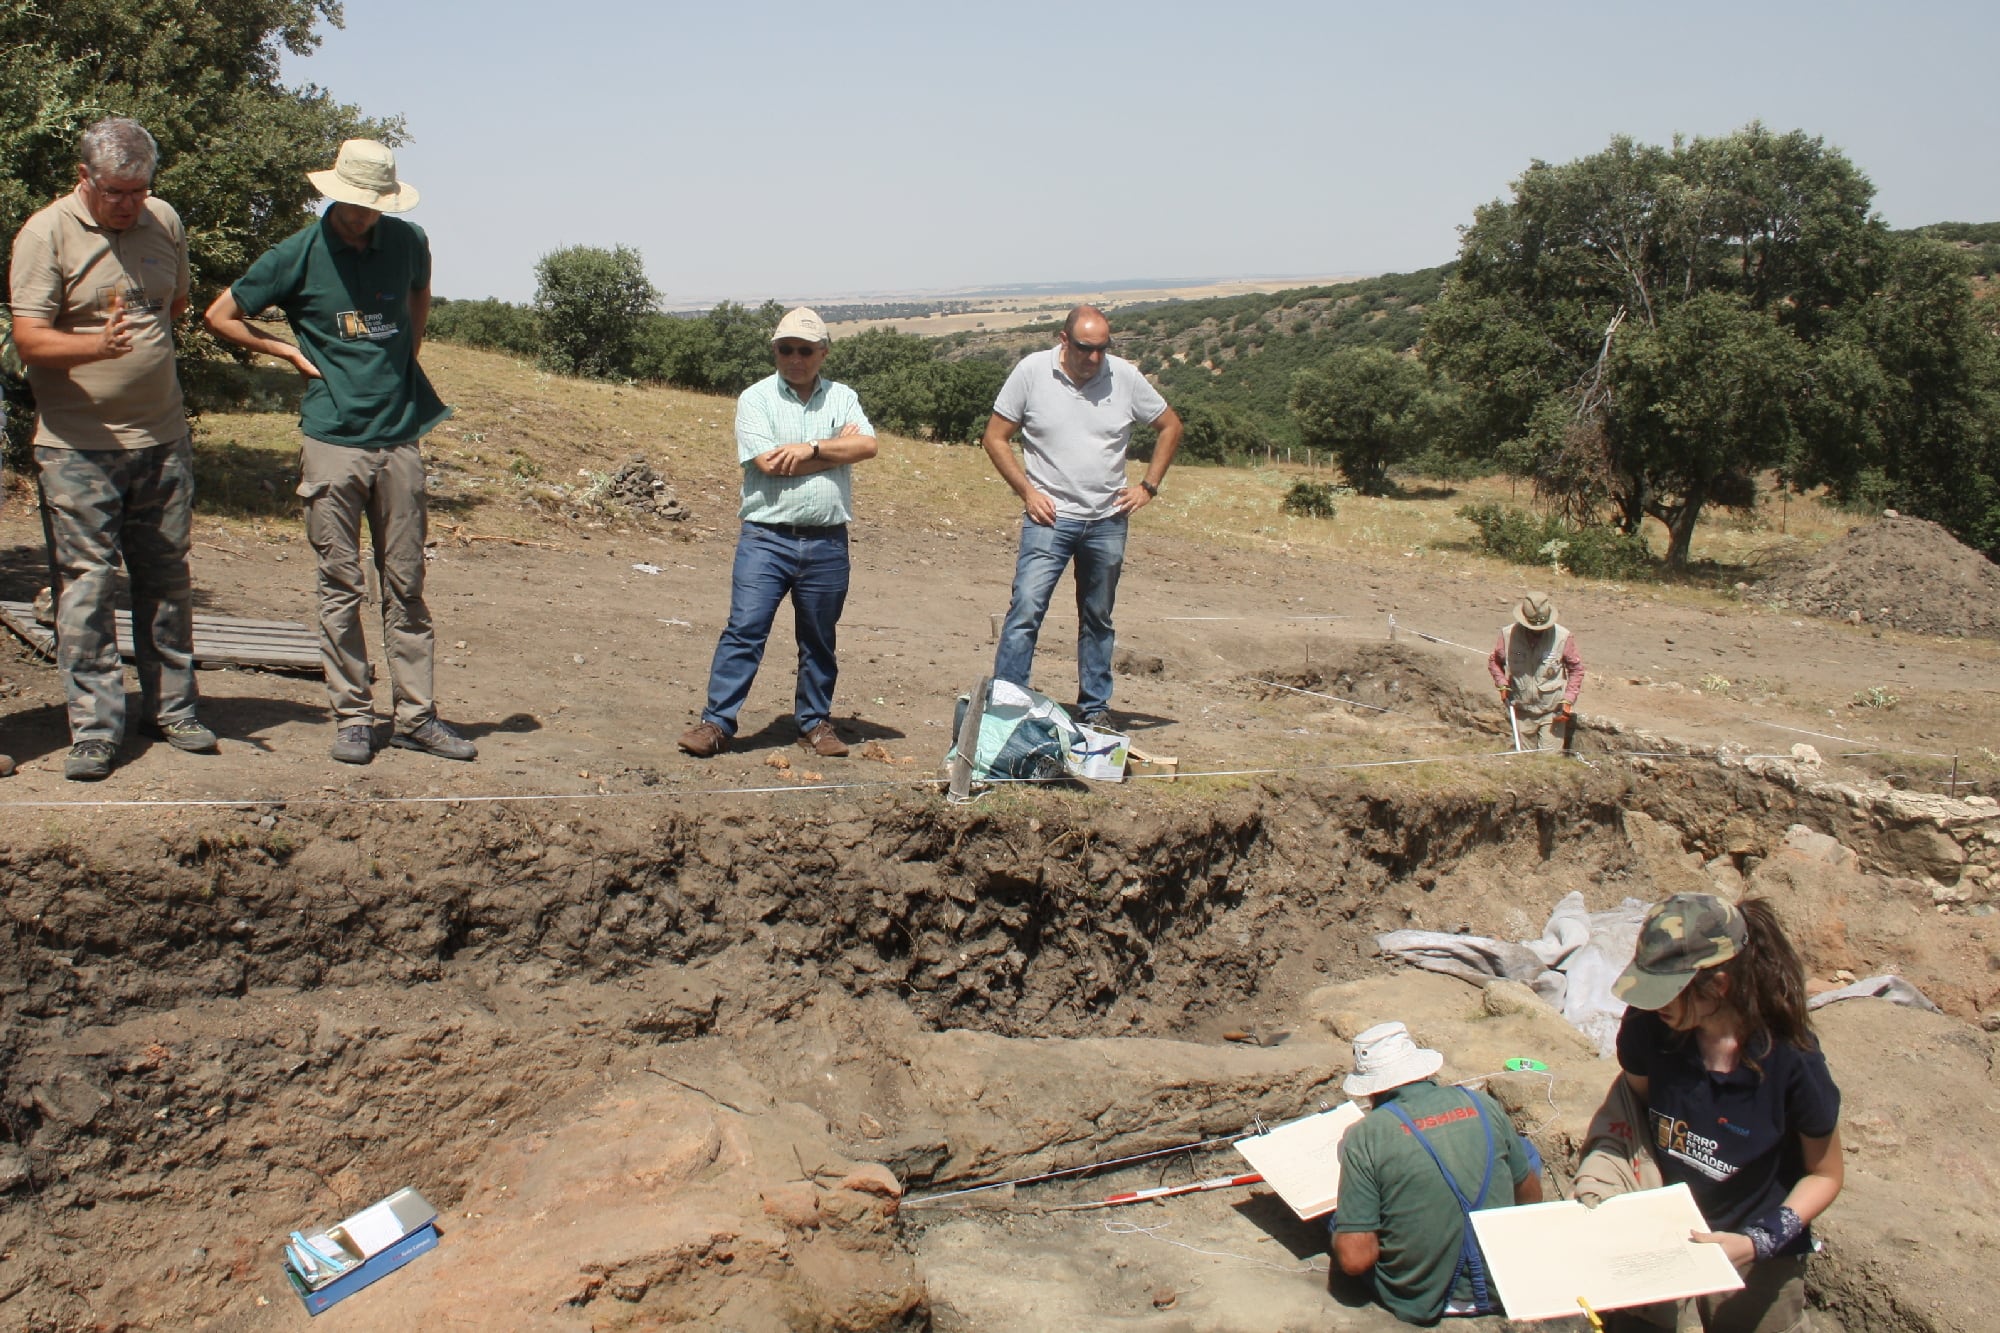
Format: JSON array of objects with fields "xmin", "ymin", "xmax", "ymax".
[
  {"xmin": 144, "ymin": 717, "xmax": 218, "ymax": 752},
  {"xmin": 64, "ymin": 740, "xmax": 116, "ymax": 781},
  {"xmin": 390, "ymin": 717, "xmax": 477, "ymax": 761},
  {"xmin": 330, "ymin": 725, "xmax": 375, "ymax": 765}
]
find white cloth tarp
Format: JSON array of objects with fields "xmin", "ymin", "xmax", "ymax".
[
  {"xmin": 1377, "ymin": 892, "xmax": 1645, "ymax": 1056},
  {"xmin": 1376, "ymin": 892, "xmax": 1940, "ymax": 1056}
]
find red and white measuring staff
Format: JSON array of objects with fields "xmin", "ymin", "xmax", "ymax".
[{"xmin": 1055, "ymin": 1172, "xmax": 1265, "ymax": 1212}]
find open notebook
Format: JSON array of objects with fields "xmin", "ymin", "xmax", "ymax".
[{"xmin": 1468, "ymin": 1182, "xmax": 1745, "ymax": 1320}]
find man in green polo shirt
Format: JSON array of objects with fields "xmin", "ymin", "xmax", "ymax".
[
  {"xmin": 205, "ymin": 139, "xmax": 474, "ymax": 766},
  {"xmin": 1333, "ymin": 1020, "xmax": 1541, "ymax": 1323}
]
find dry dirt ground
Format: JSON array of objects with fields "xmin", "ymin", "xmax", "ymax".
[{"xmin": 0, "ymin": 343, "xmax": 1998, "ymax": 1330}]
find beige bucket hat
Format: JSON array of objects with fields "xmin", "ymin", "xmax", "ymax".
[
  {"xmin": 1342, "ymin": 1021, "xmax": 1445, "ymax": 1097},
  {"xmin": 308, "ymin": 140, "xmax": 419, "ymax": 212},
  {"xmin": 1515, "ymin": 592, "xmax": 1556, "ymax": 630}
]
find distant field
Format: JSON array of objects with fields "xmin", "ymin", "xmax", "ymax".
[{"xmin": 823, "ymin": 275, "xmax": 1366, "ymax": 337}]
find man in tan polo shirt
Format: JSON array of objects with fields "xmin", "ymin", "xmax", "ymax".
[{"xmin": 9, "ymin": 117, "xmax": 215, "ymax": 780}]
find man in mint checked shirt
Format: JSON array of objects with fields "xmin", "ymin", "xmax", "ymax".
[
  {"xmin": 679, "ymin": 308, "xmax": 877, "ymax": 760},
  {"xmin": 205, "ymin": 140, "xmax": 475, "ymax": 766}
]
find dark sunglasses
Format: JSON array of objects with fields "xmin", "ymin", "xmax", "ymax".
[
  {"xmin": 1067, "ymin": 337, "xmax": 1110, "ymax": 355},
  {"xmin": 776, "ymin": 342, "xmax": 822, "ymax": 357}
]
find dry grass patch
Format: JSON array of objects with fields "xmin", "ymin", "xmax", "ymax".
[{"xmin": 189, "ymin": 342, "xmax": 1861, "ymax": 587}]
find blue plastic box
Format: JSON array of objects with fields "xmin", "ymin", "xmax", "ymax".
[{"xmin": 292, "ymin": 1222, "xmax": 440, "ymax": 1315}]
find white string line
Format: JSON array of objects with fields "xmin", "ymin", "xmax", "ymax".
[
  {"xmin": 1100, "ymin": 1219, "xmax": 1326, "ymax": 1275},
  {"xmin": 1749, "ymin": 719, "xmax": 1955, "ymax": 760}
]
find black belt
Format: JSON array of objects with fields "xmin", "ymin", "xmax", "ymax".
[{"xmin": 749, "ymin": 520, "xmax": 846, "ymax": 537}]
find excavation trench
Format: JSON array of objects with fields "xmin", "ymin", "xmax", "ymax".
[{"xmin": 0, "ymin": 734, "xmax": 1992, "ymax": 1328}]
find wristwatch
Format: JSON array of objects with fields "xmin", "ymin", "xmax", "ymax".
[
  {"xmin": 811, "ymin": 442, "xmax": 822, "ymax": 461},
  {"xmin": 1140, "ymin": 480, "xmax": 1159, "ymax": 498}
]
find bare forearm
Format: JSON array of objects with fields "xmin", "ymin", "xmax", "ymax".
[
  {"xmin": 12, "ymin": 324, "xmax": 115, "ymax": 370},
  {"xmin": 1144, "ymin": 411, "xmax": 1183, "ymax": 486},
  {"xmin": 813, "ymin": 433, "xmax": 876, "ymax": 466},
  {"xmin": 1334, "ymin": 1231, "xmax": 1379, "ymax": 1276},
  {"xmin": 1782, "ymin": 1130, "xmax": 1842, "ymax": 1226},
  {"xmin": 983, "ymin": 437, "xmax": 1034, "ymax": 498}
]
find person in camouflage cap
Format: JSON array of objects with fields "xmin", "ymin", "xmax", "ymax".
[
  {"xmin": 1580, "ymin": 894, "xmax": 1843, "ymax": 1332},
  {"xmin": 1611, "ymin": 891, "xmax": 1746, "ymax": 1010}
]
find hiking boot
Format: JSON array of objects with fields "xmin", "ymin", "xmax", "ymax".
[
  {"xmin": 390, "ymin": 717, "xmax": 478, "ymax": 761},
  {"xmin": 678, "ymin": 720, "xmax": 730, "ymax": 758},
  {"xmin": 798, "ymin": 721, "xmax": 849, "ymax": 758},
  {"xmin": 143, "ymin": 717, "xmax": 218, "ymax": 753},
  {"xmin": 1078, "ymin": 710, "xmax": 1114, "ymax": 731},
  {"xmin": 64, "ymin": 740, "xmax": 115, "ymax": 781},
  {"xmin": 330, "ymin": 725, "xmax": 375, "ymax": 765}
]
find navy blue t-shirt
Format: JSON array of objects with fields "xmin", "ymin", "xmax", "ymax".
[{"xmin": 1616, "ymin": 1008, "xmax": 1840, "ymax": 1253}]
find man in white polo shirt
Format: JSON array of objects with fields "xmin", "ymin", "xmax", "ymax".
[
  {"xmin": 678, "ymin": 308, "xmax": 877, "ymax": 760},
  {"xmin": 982, "ymin": 305, "xmax": 1182, "ymax": 727}
]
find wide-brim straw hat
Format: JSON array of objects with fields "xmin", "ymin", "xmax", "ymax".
[
  {"xmin": 1342, "ymin": 1021, "xmax": 1445, "ymax": 1097},
  {"xmin": 308, "ymin": 139, "xmax": 419, "ymax": 213},
  {"xmin": 1515, "ymin": 592, "xmax": 1556, "ymax": 630}
]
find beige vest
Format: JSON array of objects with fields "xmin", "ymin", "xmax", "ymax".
[
  {"xmin": 1503, "ymin": 622, "xmax": 1570, "ymax": 714},
  {"xmin": 9, "ymin": 191, "xmax": 189, "ymax": 450}
]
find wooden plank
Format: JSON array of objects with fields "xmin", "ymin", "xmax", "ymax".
[{"xmin": 0, "ymin": 599, "xmax": 320, "ymax": 671}]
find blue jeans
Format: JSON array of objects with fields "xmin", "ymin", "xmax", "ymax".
[
  {"xmin": 701, "ymin": 521, "xmax": 850, "ymax": 736},
  {"xmin": 992, "ymin": 514, "xmax": 1126, "ymax": 716}
]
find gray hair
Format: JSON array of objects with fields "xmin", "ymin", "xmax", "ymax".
[{"xmin": 78, "ymin": 118, "xmax": 158, "ymax": 183}]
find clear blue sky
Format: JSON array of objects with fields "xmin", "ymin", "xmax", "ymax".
[{"xmin": 287, "ymin": 0, "xmax": 2000, "ymax": 306}]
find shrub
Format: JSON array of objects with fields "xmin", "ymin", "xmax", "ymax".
[
  {"xmin": 533, "ymin": 245, "xmax": 659, "ymax": 380},
  {"xmin": 1457, "ymin": 503, "xmax": 1651, "ymax": 578},
  {"xmin": 1282, "ymin": 481, "xmax": 1341, "ymax": 519},
  {"xmin": 429, "ymin": 298, "xmax": 541, "ymax": 358}
]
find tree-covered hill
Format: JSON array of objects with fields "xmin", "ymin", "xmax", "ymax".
[{"xmin": 932, "ymin": 266, "xmax": 1451, "ymax": 457}]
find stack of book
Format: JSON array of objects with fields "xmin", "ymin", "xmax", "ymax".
[{"xmin": 283, "ymin": 1187, "xmax": 440, "ymax": 1315}]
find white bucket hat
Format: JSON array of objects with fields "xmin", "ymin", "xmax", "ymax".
[
  {"xmin": 1342, "ymin": 1021, "xmax": 1445, "ymax": 1097},
  {"xmin": 308, "ymin": 139, "xmax": 419, "ymax": 212}
]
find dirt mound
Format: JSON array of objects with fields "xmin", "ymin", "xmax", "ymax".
[{"xmin": 1753, "ymin": 513, "xmax": 2000, "ymax": 638}]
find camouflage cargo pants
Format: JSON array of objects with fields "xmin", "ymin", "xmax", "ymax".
[
  {"xmin": 35, "ymin": 436, "xmax": 200, "ymax": 745},
  {"xmin": 296, "ymin": 438, "xmax": 435, "ymax": 729}
]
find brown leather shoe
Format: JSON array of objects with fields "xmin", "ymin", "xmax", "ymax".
[
  {"xmin": 798, "ymin": 722, "xmax": 849, "ymax": 758},
  {"xmin": 678, "ymin": 720, "xmax": 730, "ymax": 757}
]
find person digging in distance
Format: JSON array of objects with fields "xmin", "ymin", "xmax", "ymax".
[
  {"xmin": 10, "ymin": 117, "xmax": 217, "ymax": 781},
  {"xmin": 1331, "ymin": 1021, "xmax": 1542, "ymax": 1324},
  {"xmin": 1574, "ymin": 894, "xmax": 1843, "ymax": 1333},
  {"xmin": 678, "ymin": 308, "xmax": 877, "ymax": 760},
  {"xmin": 983, "ymin": 305, "xmax": 1181, "ymax": 730},
  {"xmin": 1487, "ymin": 591, "xmax": 1583, "ymax": 751},
  {"xmin": 205, "ymin": 139, "xmax": 474, "ymax": 767}
]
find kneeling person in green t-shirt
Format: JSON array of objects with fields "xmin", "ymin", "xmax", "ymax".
[
  {"xmin": 205, "ymin": 140, "xmax": 474, "ymax": 766},
  {"xmin": 1333, "ymin": 1021, "xmax": 1542, "ymax": 1324}
]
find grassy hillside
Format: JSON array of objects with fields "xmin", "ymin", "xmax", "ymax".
[{"xmin": 184, "ymin": 340, "xmax": 1854, "ymax": 577}]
